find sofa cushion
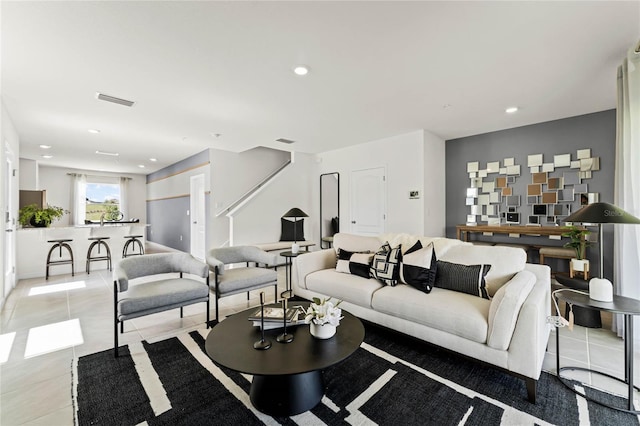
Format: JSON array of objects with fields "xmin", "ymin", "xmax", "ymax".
[
  {"xmin": 306, "ymin": 269, "xmax": 384, "ymax": 308},
  {"xmin": 400, "ymin": 240, "xmax": 437, "ymax": 293},
  {"xmin": 438, "ymin": 244, "xmax": 526, "ymax": 296},
  {"xmin": 435, "ymin": 260, "xmax": 491, "ymax": 299},
  {"xmin": 370, "ymin": 243, "xmax": 402, "ymax": 286},
  {"xmin": 371, "ymin": 285, "xmax": 490, "ymax": 343},
  {"xmin": 333, "ymin": 233, "xmax": 382, "ymax": 255},
  {"xmin": 487, "ymin": 270, "xmax": 536, "ymax": 350}
]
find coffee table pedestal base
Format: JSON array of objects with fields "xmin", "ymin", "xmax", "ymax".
[{"xmin": 250, "ymin": 370, "xmax": 324, "ymax": 416}]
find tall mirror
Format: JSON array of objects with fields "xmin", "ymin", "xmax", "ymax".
[{"xmin": 320, "ymin": 172, "xmax": 340, "ymax": 248}]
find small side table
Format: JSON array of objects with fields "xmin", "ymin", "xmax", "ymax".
[
  {"xmin": 554, "ymin": 290, "xmax": 640, "ymax": 413},
  {"xmin": 280, "ymin": 251, "xmax": 308, "ymax": 292}
]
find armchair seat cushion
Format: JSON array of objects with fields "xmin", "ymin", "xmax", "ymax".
[
  {"xmin": 217, "ymin": 267, "xmax": 277, "ymax": 296},
  {"xmin": 118, "ymin": 278, "xmax": 209, "ymax": 316}
]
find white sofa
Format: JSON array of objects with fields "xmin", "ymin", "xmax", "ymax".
[{"xmin": 292, "ymin": 232, "xmax": 551, "ymax": 403}]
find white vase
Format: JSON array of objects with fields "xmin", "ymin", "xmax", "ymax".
[
  {"xmin": 310, "ymin": 323, "xmax": 336, "ymax": 339},
  {"xmin": 291, "ymin": 242, "xmax": 300, "ymax": 254}
]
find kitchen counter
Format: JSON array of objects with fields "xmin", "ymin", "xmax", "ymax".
[{"xmin": 17, "ymin": 224, "xmax": 148, "ymax": 279}]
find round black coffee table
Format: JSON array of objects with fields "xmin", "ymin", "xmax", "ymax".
[{"xmin": 205, "ymin": 302, "xmax": 364, "ymax": 416}]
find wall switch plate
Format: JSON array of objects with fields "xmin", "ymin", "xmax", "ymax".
[{"xmin": 409, "ymin": 190, "xmax": 420, "ymax": 199}]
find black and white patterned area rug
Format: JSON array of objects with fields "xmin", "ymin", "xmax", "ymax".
[{"xmin": 73, "ymin": 324, "xmax": 639, "ymax": 425}]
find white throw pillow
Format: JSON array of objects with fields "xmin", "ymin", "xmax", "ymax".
[{"xmin": 486, "ymin": 270, "xmax": 536, "ymax": 351}]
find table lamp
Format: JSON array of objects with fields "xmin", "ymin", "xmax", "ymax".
[
  {"xmin": 282, "ymin": 207, "xmax": 308, "ymax": 253},
  {"xmin": 563, "ymin": 202, "xmax": 640, "ymax": 302}
]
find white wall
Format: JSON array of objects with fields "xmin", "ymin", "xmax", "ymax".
[
  {"xmin": 38, "ymin": 166, "xmax": 147, "ymax": 227},
  {"xmin": 1, "ymin": 99, "xmax": 21, "ymax": 307},
  {"xmin": 19, "ymin": 158, "xmax": 38, "ymax": 190},
  {"xmin": 209, "ymin": 147, "xmax": 292, "ymax": 248},
  {"xmin": 317, "ymin": 130, "xmax": 445, "ymax": 237},
  {"xmin": 423, "ymin": 130, "xmax": 446, "ymax": 236},
  {"xmin": 231, "ymin": 152, "xmax": 316, "ymax": 246}
]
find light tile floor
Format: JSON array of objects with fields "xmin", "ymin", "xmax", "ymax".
[{"xmin": 1, "ymin": 266, "xmax": 639, "ymax": 424}]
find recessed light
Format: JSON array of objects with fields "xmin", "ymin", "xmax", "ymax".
[
  {"xmin": 505, "ymin": 106, "xmax": 519, "ymax": 114},
  {"xmin": 149, "ymin": 158, "xmax": 157, "ymax": 162},
  {"xmin": 138, "ymin": 164, "xmax": 145, "ymax": 168},
  {"xmin": 293, "ymin": 65, "xmax": 309, "ymax": 76},
  {"xmin": 88, "ymin": 129, "xmax": 100, "ymax": 134},
  {"xmin": 41, "ymin": 154, "xmax": 53, "ymax": 159},
  {"xmin": 39, "ymin": 144, "xmax": 51, "ymax": 149},
  {"xmin": 95, "ymin": 150, "xmax": 119, "ymax": 157}
]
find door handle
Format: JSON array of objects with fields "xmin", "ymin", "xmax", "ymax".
[
  {"xmin": 5, "ymin": 229, "xmax": 13, "ymax": 232},
  {"xmin": 351, "ymin": 221, "xmax": 356, "ymax": 224},
  {"xmin": 193, "ymin": 221, "xmax": 197, "ymax": 224}
]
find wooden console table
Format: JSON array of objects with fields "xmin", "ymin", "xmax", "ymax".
[{"xmin": 456, "ymin": 224, "xmax": 577, "ymax": 242}]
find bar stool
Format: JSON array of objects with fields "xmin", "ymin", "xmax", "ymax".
[
  {"xmin": 46, "ymin": 239, "xmax": 74, "ymax": 280},
  {"xmin": 86, "ymin": 236, "xmax": 112, "ymax": 274},
  {"xmin": 123, "ymin": 235, "xmax": 145, "ymax": 258}
]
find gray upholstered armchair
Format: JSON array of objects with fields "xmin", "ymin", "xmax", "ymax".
[
  {"xmin": 113, "ymin": 252, "xmax": 210, "ymax": 357},
  {"xmin": 207, "ymin": 246, "xmax": 278, "ymax": 324}
]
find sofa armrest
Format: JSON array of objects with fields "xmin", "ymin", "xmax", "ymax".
[
  {"xmin": 505, "ymin": 263, "xmax": 551, "ymax": 379},
  {"xmin": 293, "ymin": 249, "xmax": 337, "ymax": 291}
]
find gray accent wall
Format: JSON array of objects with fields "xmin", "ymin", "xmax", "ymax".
[{"xmin": 445, "ymin": 110, "xmax": 616, "ymax": 277}]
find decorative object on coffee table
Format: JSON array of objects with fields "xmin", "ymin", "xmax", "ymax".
[
  {"xmin": 205, "ymin": 301, "xmax": 364, "ymax": 416},
  {"xmin": 281, "ymin": 207, "xmax": 308, "ymax": 253},
  {"xmin": 564, "ymin": 202, "xmax": 640, "ymax": 302},
  {"xmin": 276, "ymin": 290, "xmax": 295, "ymax": 343},
  {"xmin": 304, "ymin": 297, "xmax": 343, "ymax": 339},
  {"xmin": 254, "ymin": 292, "xmax": 272, "ymax": 350}
]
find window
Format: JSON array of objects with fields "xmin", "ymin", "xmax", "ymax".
[{"xmin": 85, "ymin": 182, "xmax": 121, "ymax": 221}]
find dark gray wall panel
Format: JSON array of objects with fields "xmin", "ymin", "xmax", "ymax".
[
  {"xmin": 146, "ymin": 197, "xmax": 191, "ymax": 252},
  {"xmin": 146, "ymin": 149, "xmax": 209, "ymax": 183},
  {"xmin": 445, "ymin": 110, "xmax": 616, "ymax": 277}
]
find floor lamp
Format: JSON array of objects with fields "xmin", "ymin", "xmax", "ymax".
[
  {"xmin": 282, "ymin": 208, "xmax": 308, "ymax": 253},
  {"xmin": 563, "ymin": 202, "xmax": 640, "ymax": 301}
]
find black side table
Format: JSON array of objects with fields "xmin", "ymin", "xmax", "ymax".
[
  {"xmin": 280, "ymin": 250, "xmax": 308, "ymax": 292},
  {"xmin": 554, "ymin": 290, "xmax": 640, "ymax": 413},
  {"xmin": 555, "ymin": 274, "xmax": 602, "ymax": 328}
]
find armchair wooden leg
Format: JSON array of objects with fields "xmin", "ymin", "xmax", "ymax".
[
  {"xmin": 180, "ymin": 307, "xmax": 183, "ymax": 318},
  {"xmin": 274, "ymin": 284, "xmax": 278, "ymax": 302}
]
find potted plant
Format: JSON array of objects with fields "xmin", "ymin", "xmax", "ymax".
[
  {"xmin": 562, "ymin": 225, "xmax": 592, "ymax": 277},
  {"xmin": 304, "ymin": 297, "xmax": 343, "ymax": 339},
  {"xmin": 18, "ymin": 204, "xmax": 68, "ymax": 227}
]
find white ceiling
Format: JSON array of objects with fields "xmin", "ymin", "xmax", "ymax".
[{"xmin": 2, "ymin": 1, "xmax": 638, "ymax": 174}]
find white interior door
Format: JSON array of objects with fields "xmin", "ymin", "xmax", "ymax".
[
  {"xmin": 190, "ymin": 174, "xmax": 206, "ymax": 260},
  {"xmin": 4, "ymin": 144, "xmax": 16, "ymax": 299},
  {"xmin": 350, "ymin": 167, "xmax": 386, "ymax": 235}
]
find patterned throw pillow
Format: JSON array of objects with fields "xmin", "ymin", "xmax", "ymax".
[
  {"xmin": 400, "ymin": 240, "xmax": 437, "ymax": 293},
  {"xmin": 434, "ymin": 260, "xmax": 491, "ymax": 299},
  {"xmin": 336, "ymin": 249, "xmax": 373, "ymax": 279},
  {"xmin": 370, "ymin": 242, "xmax": 402, "ymax": 286}
]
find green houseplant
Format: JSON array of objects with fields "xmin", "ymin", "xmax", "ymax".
[
  {"xmin": 18, "ymin": 204, "xmax": 68, "ymax": 227},
  {"xmin": 562, "ymin": 225, "xmax": 593, "ymax": 277}
]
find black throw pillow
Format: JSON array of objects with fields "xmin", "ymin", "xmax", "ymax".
[
  {"xmin": 400, "ymin": 240, "xmax": 437, "ymax": 293},
  {"xmin": 434, "ymin": 260, "xmax": 491, "ymax": 299},
  {"xmin": 279, "ymin": 217, "xmax": 305, "ymax": 242},
  {"xmin": 370, "ymin": 242, "xmax": 402, "ymax": 286}
]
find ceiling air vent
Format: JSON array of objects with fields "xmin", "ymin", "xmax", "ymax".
[
  {"xmin": 95, "ymin": 92, "xmax": 135, "ymax": 107},
  {"xmin": 276, "ymin": 138, "xmax": 296, "ymax": 144}
]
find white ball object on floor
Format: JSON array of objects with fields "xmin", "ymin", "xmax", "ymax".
[{"xmin": 589, "ymin": 278, "xmax": 613, "ymax": 302}]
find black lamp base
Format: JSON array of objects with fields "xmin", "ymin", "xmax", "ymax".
[
  {"xmin": 254, "ymin": 339, "xmax": 272, "ymax": 350},
  {"xmin": 276, "ymin": 333, "xmax": 294, "ymax": 343}
]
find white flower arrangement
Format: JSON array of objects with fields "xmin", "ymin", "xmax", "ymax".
[{"xmin": 304, "ymin": 297, "xmax": 343, "ymax": 327}]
